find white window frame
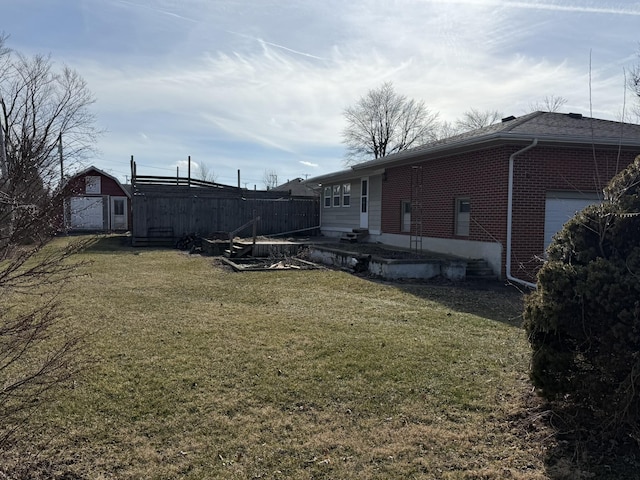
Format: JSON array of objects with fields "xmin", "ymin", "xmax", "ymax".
[
  {"xmin": 110, "ymin": 197, "xmax": 128, "ymax": 230},
  {"xmin": 333, "ymin": 185, "xmax": 341, "ymax": 207},
  {"xmin": 455, "ymin": 197, "xmax": 470, "ymax": 236},
  {"xmin": 342, "ymin": 183, "xmax": 351, "ymax": 207},
  {"xmin": 85, "ymin": 175, "xmax": 101, "ymax": 194},
  {"xmin": 401, "ymin": 200, "xmax": 411, "ymax": 233},
  {"xmin": 113, "ymin": 198, "xmax": 125, "ymax": 216},
  {"xmin": 323, "ymin": 186, "xmax": 332, "ymax": 208}
]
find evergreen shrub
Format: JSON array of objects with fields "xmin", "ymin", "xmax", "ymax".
[{"xmin": 524, "ymin": 156, "xmax": 640, "ymax": 438}]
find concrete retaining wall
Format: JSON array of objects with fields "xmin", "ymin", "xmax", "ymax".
[{"xmin": 308, "ymin": 245, "xmax": 466, "ymax": 281}]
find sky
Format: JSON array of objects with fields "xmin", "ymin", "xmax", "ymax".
[{"xmin": 1, "ymin": 0, "xmax": 639, "ymax": 187}]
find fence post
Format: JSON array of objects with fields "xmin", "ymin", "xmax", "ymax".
[
  {"xmin": 252, "ymin": 209, "xmax": 257, "ymax": 246},
  {"xmin": 130, "ymin": 155, "xmax": 136, "ymax": 188}
]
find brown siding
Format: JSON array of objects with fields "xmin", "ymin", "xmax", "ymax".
[{"xmin": 132, "ymin": 185, "xmax": 319, "ymax": 244}]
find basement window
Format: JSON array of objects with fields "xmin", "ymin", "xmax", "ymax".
[
  {"xmin": 455, "ymin": 198, "xmax": 470, "ymax": 236},
  {"xmin": 401, "ymin": 201, "xmax": 411, "ymax": 232}
]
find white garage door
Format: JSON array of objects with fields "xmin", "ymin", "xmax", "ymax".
[
  {"xmin": 544, "ymin": 194, "xmax": 601, "ymax": 249},
  {"xmin": 70, "ymin": 196, "xmax": 104, "ymax": 230}
]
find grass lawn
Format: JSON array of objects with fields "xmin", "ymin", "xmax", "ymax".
[{"xmin": 2, "ymin": 235, "xmax": 552, "ymax": 479}]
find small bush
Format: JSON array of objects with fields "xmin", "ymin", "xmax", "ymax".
[{"xmin": 524, "ymin": 156, "xmax": 640, "ymax": 440}]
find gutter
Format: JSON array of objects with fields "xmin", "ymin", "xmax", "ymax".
[
  {"xmin": 350, "ymin": 133, "xmax": 640, "ymax": 174},
  {"xmin": 506, "ymin": 138, "xmax": 538, "ymax": 289}
]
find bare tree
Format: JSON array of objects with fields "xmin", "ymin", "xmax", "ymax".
[
  {"xmin": 528, "ymin": 95, "xmax": 568, "ymax": 113},
  {"xmin": 455, "ymin": 108, "xmax": 502, "ymax": 132},
  {"xmin": 435, "ymin": 120, "xmax": 461, "ymax": 140},
  {"xmin": 194, "ymin": 162, "xmax": 217, "ymax": 183},
  {"xmin": 0, "ymin": 34, "xmax": 96, "ymax": 447},
  {"xmin": 263, "ymin": 169, "xmax": 278, "ymax": 190},
  {"xmin": 342, "ymin": 82, "xmax": 439, "ymax": 165},
  {"xmin": 628, "ymin": 55, "xmax": 640, "ymax": 122},
  {"xmin": 1, "ymin": 46, "xmax": 98, "ymax": 246}
]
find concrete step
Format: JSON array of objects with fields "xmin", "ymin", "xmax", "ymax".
[
  {"xmin": 466, "ymin": 259, "xmax": 498, "ymax": 280},
  {"xmin": 340, "ymin": 228, "xmax": 369, "ymax": 243}
]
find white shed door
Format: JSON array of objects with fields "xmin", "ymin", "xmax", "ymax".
[
  {"xmin": 544, "ymin": 194, "xmax": 601, "ymax": 249},
  {"xmin": 70, "ymin": 197, "xmax": 104, "ymax": 229},
  {"xmin": 111, "ymin": 197, "xmax": 127, "ymax": 230}
]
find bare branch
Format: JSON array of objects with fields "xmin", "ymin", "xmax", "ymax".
[
  {"xmin": 528, "ymin": 95, "xmax": 568, "ymax": 113},
  {"xmin": 455, "ymin": 108, "xmax": 502, "ymax": 132},
  {"xmin": 263, "ymin": 169, "xmax": 279, "ymax": 189},
  {"xmin": 342, "ymin": 82, "xmax": 439, "ymax": 165},
  {"xmin": 0, "ymin": 37, "xmax": 96, "ymax": 446},
  {"xmin": 194, "ymin": 162, "xmax": 217, "ymax": 183},
  {"xmin": 627, "ymin": 51, "xmax": 640, "ymax": 123}
]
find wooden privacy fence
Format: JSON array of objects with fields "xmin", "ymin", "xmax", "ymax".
[{"xmin": 131, "ymin": 184, "xmax": 320, "ymax": 246}]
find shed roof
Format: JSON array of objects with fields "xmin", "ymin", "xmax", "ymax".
[{"xmin": 65, "ymin": 165, "xmax": 131, "ymax": 198}]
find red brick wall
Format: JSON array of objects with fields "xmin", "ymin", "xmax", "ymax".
[
  {"xmin": 381, "ymin": 145, "xmax": 638, "ymax": 280},
  {"xmin": 382, "ymin": 146, "xmax": 511, "ymax": 242},
  {"xmin": 510, "ymin": 146, "xmax": 631, "ymax": 281}
]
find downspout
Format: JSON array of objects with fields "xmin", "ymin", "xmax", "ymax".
[{"xmin": 506, "ymin": 138, "xmax": 538, "ymax": 289}]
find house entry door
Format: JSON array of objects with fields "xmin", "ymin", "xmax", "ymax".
[{"xmin": 360, "ymin": 177, "xmax": 369, "ymax": 229}]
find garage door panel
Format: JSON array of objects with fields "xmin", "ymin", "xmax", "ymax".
[
  {"xmin": 70, "ymin": 197, "xmax": 104, "ymax": 229},
  {"xmin": 544, "ymin": 196, "xmax": 600, "ymax": 249}
]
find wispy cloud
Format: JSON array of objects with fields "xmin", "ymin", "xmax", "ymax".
[
  {"xmin": 300, "ymin": 161, "xmax": 319, "ymax": 168},
  {"xmin": 11, "ymin": 0, "xmax": 633, "ymax": 183},
  {"xmin": 226, "ymin": 30, "xmax": 327, "ymax": 61},
  {"xmin": 115, "ymin": 0, "xmax": 199, "ymax": 23},
  {"xmin": 424, "ymin": 0, "xmax": 640, "ymax": 16}
]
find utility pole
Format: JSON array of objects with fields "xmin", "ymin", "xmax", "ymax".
[
  {"xmin": 0, "ymin": 115, "xmax": 7, "ymax": 178},
  {"xmin": 58, "ymin": 133, "xmax": 63, "ymax": 181}
]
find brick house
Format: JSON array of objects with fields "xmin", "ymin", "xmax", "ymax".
[
  {"xmin": 307, "ymin": 111, "xmax": 640, "ymax": 285},
  {"xmin": 63, "ymin": 166, "xmax": 131, "ymax": 232}
]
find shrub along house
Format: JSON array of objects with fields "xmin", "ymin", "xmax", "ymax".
[
  {"xmin": 63, "ymin": 166, "xmax": 131, "ymax": 232},
  {"xmin": 307, "ymin": 111, "xmax": 640, "ymax": 286}
]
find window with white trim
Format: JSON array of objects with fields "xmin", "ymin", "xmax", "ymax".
[
  {"xmin": 113, "ymin": 198, "xmax": 125, "ymax": 216},
  {"xmin": 85, "ymin": 175, "xmax": 101, "ymax": 194},
  {"xmin": 401, "ymin": 201, "xmax": 411, "ymax": 232},
  {"xmin": 455, "ymin": 198, "xmax": 470, "ymax": 236},
  {"xmin": 333, "ymin": 185, "xmax": 341, "ymax": 207},
  {"xmin": 342, "ymin": 183, "xmax": 351, "ymax": 207},
  {"xmin": 324, "ymin": 187, "xmax": 331, "ymax": 207}
]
